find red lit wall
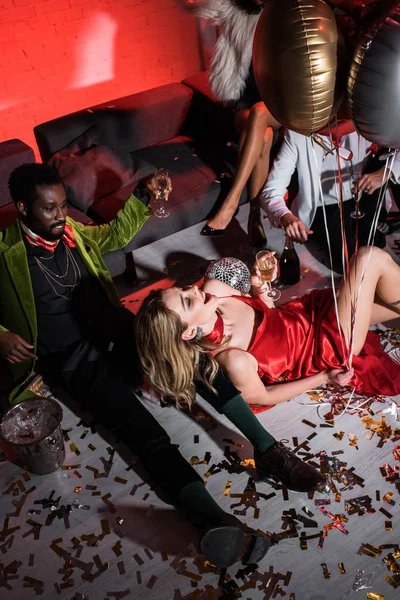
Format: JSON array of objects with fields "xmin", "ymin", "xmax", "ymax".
[{"xmin": 0, "ymin": 0, "xmax": 203, "ymax": 159}]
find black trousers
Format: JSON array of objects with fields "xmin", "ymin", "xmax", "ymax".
[
  {"xmin": 50, "ymin": 319, "xmax": 239, "ymax": 505},
  {"xmin": 310, "ymin": 192, "xmax": 386, "ymax": 274}
]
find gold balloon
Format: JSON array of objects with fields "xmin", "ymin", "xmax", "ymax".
[{"xmin": 253, "ymin": 0, "xmax": 339, "ymax": 136}]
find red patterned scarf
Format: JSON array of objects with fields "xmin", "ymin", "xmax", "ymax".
[{"xmin": 20, "ymin": 221, "xmax": 76, "ymax": 253}]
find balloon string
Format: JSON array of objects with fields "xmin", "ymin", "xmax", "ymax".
[
  {"xmin": 310, "ymin": 141, "xmax": 349, "ymax": 367},
  {"xmin": 346, "ymin": 151, "xmax": 397, "ymax": 367}
]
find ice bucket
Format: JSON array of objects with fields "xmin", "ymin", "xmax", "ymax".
[{"xmin": 0, "ymin": 397, "xmax": 65, "ymax": 475}]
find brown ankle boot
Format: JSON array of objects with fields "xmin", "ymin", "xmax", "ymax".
[{"xmin": 255, "ymin": 441, "xmax": 328, "ymax": 493}]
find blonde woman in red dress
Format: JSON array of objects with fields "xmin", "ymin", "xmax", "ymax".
[{"xmin": 136, "ymin": 247, "xmax": 400, "ymax": 409}]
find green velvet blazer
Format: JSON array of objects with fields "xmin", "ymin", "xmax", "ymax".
[{"xmin": 0, "ymin": 194, "xmax": 151, "ymax": 404}]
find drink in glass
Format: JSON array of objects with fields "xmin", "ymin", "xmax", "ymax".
[
  {"xmin": 153, "ymin": 168, "xmax": 171, "ymax": 219},
  {"xmin": 256, "ymin": 251, "xmax": 281, "ymax": 300}
]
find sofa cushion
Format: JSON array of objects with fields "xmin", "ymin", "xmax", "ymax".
[
  {"xmin": 0, "ymin": 140, "xmax": 35, "ymax": 209},
  {"xmin": 34, "ymin": 83, "xmax": 194, "ymax": 162},
  {"xmin": 49, "ymin": 139, "xmax": 155, "ymax": 214}
]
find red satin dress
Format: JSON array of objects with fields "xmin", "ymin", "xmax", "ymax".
[{"xmin": 205, "ymin": 289, "xmax": 400, "ymax": 414}]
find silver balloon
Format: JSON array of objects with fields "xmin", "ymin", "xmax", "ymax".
[
  {"xmin": 205, "ymin": 257, "xmax": 251, "ymax": 293},
  {"xmin": 348, "ymin": 3, "xmax": 400, "ymax": 148}
]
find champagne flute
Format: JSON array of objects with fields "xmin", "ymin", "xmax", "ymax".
[
  {"xmin": 256, "ymin": 250, "xmax": 281, "ymax": 301},
  {"xmin": 350, "ymin": 172, "xmax": 365, "ymax": 220},
  {"xmin": 153, "ymin": 168, "xmax": 171, "ymax": 219}
]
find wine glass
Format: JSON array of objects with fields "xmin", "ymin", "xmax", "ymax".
[
  {"xmin": 153, "ymin": 168, "xmax": 171, "ymax": 219},
  {"xmin": 256, "ymin": 250, "xmax": 281, "ymax": 301},
  {"xmin": 350, "ymin": 174, "xmax": 365, "ymax": 220}
]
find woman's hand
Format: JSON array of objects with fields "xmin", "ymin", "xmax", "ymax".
[
  {"xmin": 326, "ymin": 368, "xmax": 354, "ymax": 387},
  {"xmin": 250, "ymin": 252, "xmax": 278, "ymax": 292}
]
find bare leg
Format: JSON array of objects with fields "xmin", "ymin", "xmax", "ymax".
[
  {"xmin": 337, "ymin": 247, "xmax": 400, "ymax": 355},
  {"xmin": 370, "ymin": 295, "xmax": 400, "ymax": 325},
  {"xmin": 247, "ymin": 127, "xmax": 274, "ymax": 246},
  {"xmin": 205, "ymin": 103, "xmax": 279, "ymax": 231}
]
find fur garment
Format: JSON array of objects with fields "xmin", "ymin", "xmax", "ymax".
[{"xmin": 182, "ymin": 0, "xmax": 261, "ymax": 102}]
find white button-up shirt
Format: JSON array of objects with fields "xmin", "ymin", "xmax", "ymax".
[{"xmin": 261, "ymin": 129, "xmax": 400, "ymax": 229}]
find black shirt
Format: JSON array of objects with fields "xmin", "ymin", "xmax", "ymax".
[{"xmin": 24, "ymin": 238, "xmax": 90, "ymax": 358}]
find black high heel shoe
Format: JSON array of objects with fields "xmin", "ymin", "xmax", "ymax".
[{"xmin": 200, "ymin": 208, "xmax": 239, "ymax": 237}]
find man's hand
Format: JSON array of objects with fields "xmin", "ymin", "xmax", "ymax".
[
  {"xmin": 280, "ymin": 213, "xmax": 313, "ymax": 243},
  {"xmin": 326, "ymin": 368, "xmax": 354, "ymax": 387},
  {"xmin": 357, "ymin": 167, "xmax": 392, "ymax": 195},
  {"xmin": 0, "ymin": 332, "xmax": 37, "ymax": 364}
]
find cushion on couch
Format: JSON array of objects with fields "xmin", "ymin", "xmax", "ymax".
[
  {"xmin": 34, "ymin": 83, "xmax": 194, "ymax": 162},
  {"xmin": 49, "ymin": 129, "xmax": 155, "ymax": 213}
]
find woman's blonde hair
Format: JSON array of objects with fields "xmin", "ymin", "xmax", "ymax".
[{"xmin": 135, "ymin": 289, "xmax": 220, "ymax": 409}]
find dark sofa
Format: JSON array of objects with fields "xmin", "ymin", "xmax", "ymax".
[{"xmin": 32, "ymin": 72, "xmax": 246, "ymax": 278}]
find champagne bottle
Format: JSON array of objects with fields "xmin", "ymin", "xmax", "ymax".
[{"xmin": 279, "ymin": 236, "xmax": 300, "ymax": 285}]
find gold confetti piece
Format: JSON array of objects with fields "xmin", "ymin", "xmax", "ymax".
[
  {"xmin": 101, "ymin": 519, "xmax": 111, "ymax": 535},
  {"xmin": 74, "ymin": 487, "xmax": 81, "ymax": 493},
  {"xmin": 289, "ymin": 595, "xmax": 295, "ymax": 600},
  {"xmin": 348, "ymin": 433, "xmax": 359, "ymax": 448},
  {"xmin": 73, "ymin": 470, "xmax": 82, "ymax": 479},
  {"xmin": 383, "ymin": 492, "xmax": 394, "ymax": 503},
  {"xmin": 92, "ymin": 491, "xmax": 101, "ymax": 496},
  {"xmin": 376, "ymin": 491, "xmax": 381, "ymax": 501},
  {"xmin": 86, "ymin": 485, "xmax": 97, "ymax": 490},
  {"xmin": 117, "ymin": 561, "xmax": 125, "ymax": 575},
  {"xmin": 380, "ymin": 507, "xmax": 393, "ymax": 518},
  {"xmin": 133, "ymin": 553, "xmax": 144, "ymax": 566},
  {"xmin": 254, "ymin": 508, "xmax": 260, "ymax": 519},
  {"xmin": 385, "ymin": 521, "xmax": 393, "ymax": 531},
  {"xmin": 304, "ymin": 267, "xmax": 311, "ymax": 273},
  {"xmin": 302, "ymin": 419, "xmax": 316, "ymax": 428},
  {"xmin": 335, "ymin": 493, "xmax": 341, "ymax": 503},
  {"xmin": 137, "ymin": 571, "xmax": 142, "ymax": 584},
  {"xmin": 69, "ymin": 443, "xmax": 80, "ymax": 456},
  {"xmin": 384, "ymin": 576, "xmax": 399, "ymax": 588},
  {"xmin": 367, "ymin": 594, "xmax": 384, "ymax": 600},
  {"xmin": 146, "ymin": 575, "xmax": 157, "ymax": 589},
  {"xmin": 283, "ymin": 487, "xmax": 289, "ymax": 501},
  {"xmin": 223, "ymin": 481, "xmax": 232, "ymax": 496},
  {"xmin": 88, "ymin": 444, "xmax": 96, "ymax": 451},
  {"xmin": 62, "ymin": 464, "xmax": 81, "ymax": 470},
  {"xmin": 161, "ymin": 552, "xmax": 168, "ymax": 561},
  {"xmin": 300, "ymin": 538, "xmax": 307, "ymax": 550},
  {"xmin": 28, "ymin": 554, "xmax": 34, "ymax": 566},
  {"xmin": 111, "ymin": 541, "xmax": 122, "ymax": 556},
  {"xmin": 333, "ymin": 431, "xmax": 345, "ymax": 441},
  {"xmin": 114, "ymin": 477, "xmax": 128, "ymax": 485},
  {"xmin": 180, "ymin": 571, "xmax": 203, "ymax": 582},
  {"xmin": 144, "ymin": 548, "xmax": 153, "ymax": 560},
  {"xmin": 338, "ymin": 562, "xmax": 346, "ymax": 574},
  {"xmin": 321, "ymin": 563, "xmax": 331, "ymax": 579},
  {"xmin": 143, "ymin": 493, "xmax": 149, "ymax": 501},
  {"xmin": 241, "ymin": 458, "xmax": 255, "ymax": 468}
]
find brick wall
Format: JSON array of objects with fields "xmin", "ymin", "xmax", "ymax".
[{"xmin": 0, "ymin": 0, "xmax": 202, "ymax": 158}]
